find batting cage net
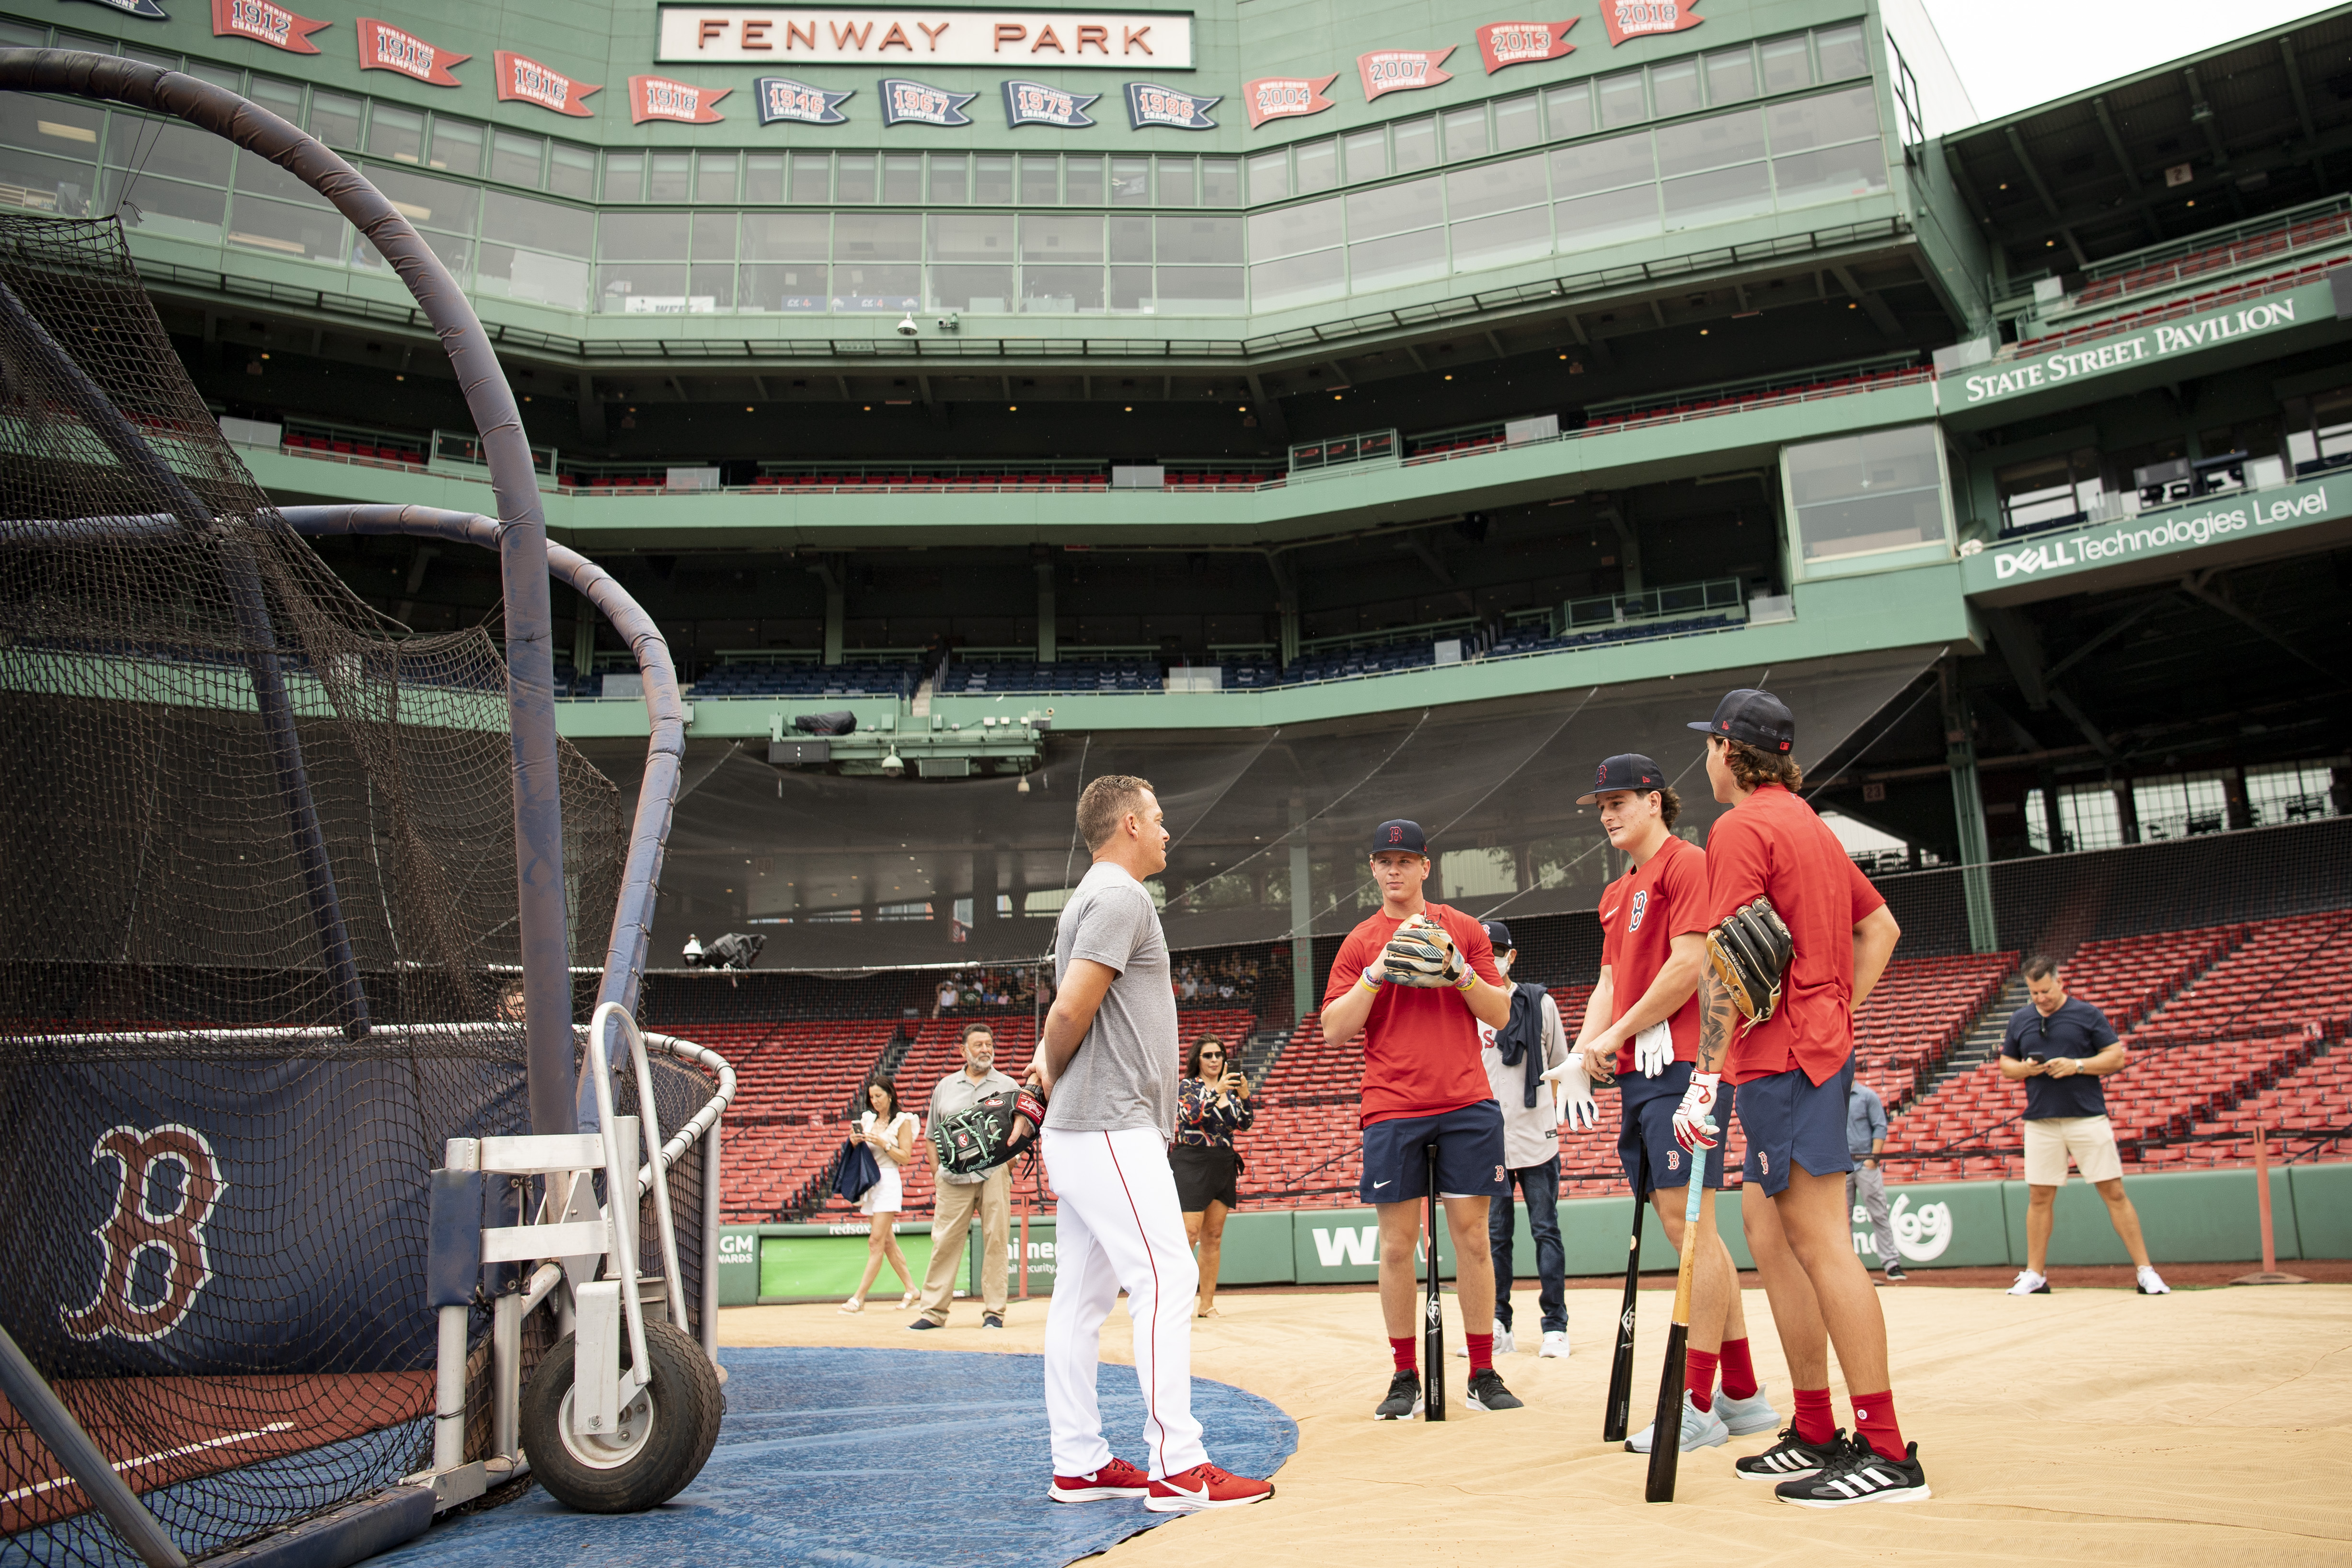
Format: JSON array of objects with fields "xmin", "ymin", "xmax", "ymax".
[{"xmin": 0, "ymin": 212, "xmax": 682, "ymax": 1563}]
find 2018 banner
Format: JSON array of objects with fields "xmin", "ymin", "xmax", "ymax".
[
  {"xmin": 210, "ymin": 0, "xmax": 328, "ymax": 54},
  {"xmin": 878, "ymin": 77, "xmax": 976, "ymax": 125},
  {"xmin": 632, "ymin": 73, "xmax": 732, "ymax": 123},
  {"xmin": 1475, "ymin": 18, "xmax": 1575, "ymax": 73},
  {"xmin": 1242, "ymin": 73, "xmax": 1337, "ymax": 129},
  {"xmin": 1358, "ymin": 46, "xmax": 1454, "ymax": 100},
  {"xmin": 1125, "ymin": 81, "xmax": 1218, "ymax": 129},
  {"xmin": 1599, "ymin": 0, "xmax": 1703, "ymax": 47},
  {"xmin": 356, "ymin": 18, "xmax": 467, "ymax": 86},
  {"xmin": 1003, "ymin": 80, "xmax": 1099, "ymax": 127},
  {"xmin": 755, "ymin": 76, "xmax": 854, "ymax": 123},
  {"xmin": 495, "ymin": 51, "xmax": 603, "ymax": 116}
]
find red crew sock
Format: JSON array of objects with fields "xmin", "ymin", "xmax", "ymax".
[
  {"xmin": 1792, "ymin": 1386, "xmax": 1836, "ymax": 1446},
  {"xmin": 1390, "ymin": 1336, "xmax": 1417, "ymax": 1374},
  {"xmin": 1684, "ymin": 1349, "xmax": 1719, "ymax": 1413},
  {"xmin": 1465, "ymin": 1331, "xmax": 1494, "ymax": 1374},
  {"xmin": 1850, "ymin": 1390, "xmax": 1905, "ymax": 1458},
  {"xmin": 1719, "ymin": 1337, "xmax": 1759, "ymax": 1401}
]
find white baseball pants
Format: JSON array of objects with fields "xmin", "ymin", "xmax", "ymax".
[{"xmin": 1041, "ymin": 1125, "xmax": 1206, "ymax": 1480}]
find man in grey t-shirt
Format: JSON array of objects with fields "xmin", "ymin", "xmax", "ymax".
[{"xmin": 1028, "ymin": 775, "xmax": 1271, "ymax": 1513}]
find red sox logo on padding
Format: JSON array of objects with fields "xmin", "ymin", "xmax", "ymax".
[{"xmin": 62, "ymin": 1124, "xmax": 224, "ymax": 1343}]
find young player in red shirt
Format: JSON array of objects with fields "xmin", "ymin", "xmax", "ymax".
[
  {"xmin": 1675, "ymin": 690, "xmax": 1917, "ymax": 1505},
  {"xmin": 1563, "ymin": 755, "xmax": 1777, "ymax": 1455},
  {"xmin": 1319, "ymin": 819, "xmax": 1521, "ymax": 1419}
]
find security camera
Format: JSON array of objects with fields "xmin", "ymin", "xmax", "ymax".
[
  {"xmin": 936, "ymin": 312, "xmax": 960, "ymax": 333},
  {"xmin": 896, "ymin": 314, "xmax": 919, "ymax": 336},
  {"xmin": 881, "ymin": 750, "xmax": 905, "ymax": 777}
]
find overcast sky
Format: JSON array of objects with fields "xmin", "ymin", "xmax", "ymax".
[{"xmin": 1919, "ymin": 0, "xmax": 2346, "ymax": 123}]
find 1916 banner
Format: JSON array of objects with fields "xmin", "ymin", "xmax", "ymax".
[
  {"xmin": 1475, "ymin": 18, "xmax": 1574, "ymax": 72},
  {"xmin": 1242, "ymin": 73, "xmax": 1337, "ymax": 129},
  {"xmin": 1599, "ymin": 0, "xmax": 1702, "ymax": 47},
  {"xmin": 655, "ymin": 6, "xmax": 1193, "ymax": 67},
  {"xmin": 495, "ymin": 51, "xmax": 602, "ymax": 116},
  {"xmin": 210, "ymin": 0, "xmax": 329, "ymax": 53},
  {"xmin": 632, "ymin": 73, "xmax": 732, "ymax": 123},
  {"xmin": 1358, "ymin": 46, "xmax": 1454, "ymax": 100},
  {"xmin": 356, "ymin": 17, "xmax": 467, "ymax": 85}
]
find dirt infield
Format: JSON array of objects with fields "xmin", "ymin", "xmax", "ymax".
[{"xmin": 724, "ymin": 1279, "xmax": 2352, "ymax": 1566}]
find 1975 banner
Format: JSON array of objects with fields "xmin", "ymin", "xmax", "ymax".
[{"xmin": 656, "ymin": 6, "xmax": 1193, "ymax": 67}]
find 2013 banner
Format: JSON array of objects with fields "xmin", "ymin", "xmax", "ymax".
[
  {"xmin": 1358, "ymin": 46, "xmax": 1454, "ymax": 101},
  {"xmin": 755, "ymin": 76, "xmax": 854, "ymax": 123},
  {"xmin": 1003, "ymin": 80, "xmax": 1099, "ymax": 128},
  {"xmin": 631, "ymin": 74, "xmax": 732, "ymax": 123},
  {"xmin": 1125, "ymin": 81, "xmax": 1217, "ymax": 129},
  {"xmin": 1242, "ymin": 73, "xmax": 1337, "ymax": 129},
  {"xmin": 1475, "ymin": 18, "xmax": 1575, "ymax": 73},
  {"xmin": 1599, "ymin": 0, "xmax": 1702, "ymax": 47},
  {"xmin": 356, "ymin": 18, "xmax": 467, "ymax": 86}
]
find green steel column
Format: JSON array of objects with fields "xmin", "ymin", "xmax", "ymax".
[
  {"xmin": 1944, "ymin": 687, "xmax": 1998, "ymax": 954},
  {"xmin": 1289, "ymin": 798, "xmax": 1315, "ymax": 1021},
  {"xmin": 1036, "ymin": 561, "xmax": 1057, "ymax": 662}
]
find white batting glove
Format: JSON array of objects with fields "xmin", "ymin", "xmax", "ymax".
[
  {"xmin": 1634, "ymin": 1020, "xmax": 1674, "ymax": 1079},
  {"xmin": 1544, "ymin": 1058, "xmax": 1599, "ymax": 1132},
  {"xmin": 1671, "ymin": 1071, "xmax": 1721, "ymax": 1153}
]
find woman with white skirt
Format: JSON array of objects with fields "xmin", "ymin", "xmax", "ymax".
[{"xmin": 842, "ymin": 1078, "xmax": 921, "ymax": 1312}]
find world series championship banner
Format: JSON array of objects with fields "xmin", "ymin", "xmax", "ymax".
[
  {"xmin": 1475, "ymin": 18, "xmax": 1575, "ymax": 73},
  {"xmin": 356, "ymin": 17, "xmax": 468, "ymax": 85},
  {"xmin": 1599, "ymin": 0, "xmax": 1703, "ymax": 47},
  {"xmin": 755, "ymin": 75, "xmax": 854, "ymax": 122},
  {"xmin": 632, "ymin": 73, "xmax": 732, "ymax": 122},
  {"xmin": 1243, "ymin": 72, "xmax": 1337, "ymax": 128},
  {"xmin": 1358, "ymin": 46, "xmax": 1454, "ymax": 101}
]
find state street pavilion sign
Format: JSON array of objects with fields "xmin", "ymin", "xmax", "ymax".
[{"xmin": 656, "ymin": 6, "xmax": 1194, "ymax": 68}]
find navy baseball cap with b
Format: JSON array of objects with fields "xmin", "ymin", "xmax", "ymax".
[
  {"xmin": 1575, "ymin": 752, "xmax": 1666, "ymax": 806},
  {"xmin": 1688, "ymin": 688, "xmax": 1796, "ymax": 754},
  {"xmin": 1482, "ymin": 920, "xmax": 1514, "ymax": 951},
  {"xmin": 1370, "ymin": 819, "xmax": 1428, "ymax": 855}
]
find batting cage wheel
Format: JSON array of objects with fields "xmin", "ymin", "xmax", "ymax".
[{"xmin": 519, "ymin": 1320, "xmax": 722, "ymax": 1513}]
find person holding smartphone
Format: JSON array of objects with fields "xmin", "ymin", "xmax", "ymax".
[{"xmin": 1170, "ymin": 1034, "xmax": 1254, "ymax": 1317}]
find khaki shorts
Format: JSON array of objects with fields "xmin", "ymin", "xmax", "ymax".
[{"xmin": 2024, "ymin": 1114, "xmax": 2122, "ymax": 1186}]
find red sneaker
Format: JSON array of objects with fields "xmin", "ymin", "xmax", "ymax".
[
  {"xmin": 1049, "ymin": 1456, "xmax": 1152, "ymax": 1503},
  {"xmin": 1145, "ymin": 1462, "xmax": 1276, "ymax": 1513}
]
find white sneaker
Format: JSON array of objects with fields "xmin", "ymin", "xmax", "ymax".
[
  {"xmin": 2006, "ymin": 1270, "xmax": 2050, "ymax": 1295},
  {"xmin": 1539, "ymin": 1330, "xmax": 1570, "ymax": 1359},
  {"xmin": 2136, "ymin": 1266, "xmax": 2171, "ymax": 1295},
  {"xmin": 1624, "ymin": 1391, "xmax": 1729, "ymax": 1454},
  {"xmin": 1713, "ymin": 1382, "xmax": 1779, "ymax": 1436},
  {"xmin": 1456, "ymin": 1318, "xmax": 1514, "ymax": 1357}
]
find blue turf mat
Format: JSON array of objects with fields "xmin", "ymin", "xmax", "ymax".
[{"xmin": 377, "ymin": 1348, "xmax": 1297, "ymax": 1568}]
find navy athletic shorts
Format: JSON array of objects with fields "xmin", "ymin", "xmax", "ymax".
[
  {"xmin": 1617, "ymin": 1059, "xmax": 1729, "ymax": 1196},
  {"xmin": 1358, "ymin": 1099, "xmax": 1508, "ymax": 1204},
  {"xmin": 1737, "ymin": 1055, "xmax": 1856, "ymax": 1196}
]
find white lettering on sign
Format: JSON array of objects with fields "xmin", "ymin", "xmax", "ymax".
[
  {"xmin": 1989, "ymin": 487, "xmax": 2330, "ymax": 581},
  {"xmin": 1959, "ymin": 295, "xmax": 2302, "ymax": 406},
  {"xmin": 655, "ymin": 6, "xmax": 1192, "ymax": 67},
  {"xmin": 1310, "ymin": 1224, "xmax": 1378, "ymax": 1267}
]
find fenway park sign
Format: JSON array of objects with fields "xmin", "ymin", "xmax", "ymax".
[{"xmin": 656, "ymin": 6, "xmax": 1194, "ymax": 68}]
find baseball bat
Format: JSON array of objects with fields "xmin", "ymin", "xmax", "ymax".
[
  {"xmin": 1644, "ymin": 1136, "xmax": 1711, "ymax": 1503},
  {"xmin": 1422, "ymin": 1142, "xmax": 1445, "ymax": 1421},
  {"xmin": 1603, "ymin": 1144, "xmax": 1649, "ymax": 1442}
]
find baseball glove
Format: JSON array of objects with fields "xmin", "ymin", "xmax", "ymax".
[
  {"xmin": 1706, "ymin": 897, "xmax": 1795, "ymax": 1023},
  {"xmin": 1382, "ymin": 913, "xmax": 1467, "ymax": 988},
  {"xmin": 930, "ymin": 1085, "xmax": 1049, "ymax": 1177}
]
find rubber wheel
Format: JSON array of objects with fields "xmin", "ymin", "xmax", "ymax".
[{"xmin": 519, "ymin": 1317, "xmax": 724, "ymax": 1513}]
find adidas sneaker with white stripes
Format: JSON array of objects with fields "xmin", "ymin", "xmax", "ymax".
[
  {"xmin": 1774, "ymin": 1433, "xmax": 1931, "ymax": 1507},
  {"xmin": 1734, "ymin": 1426, "xmax": 1842, "ymax": 1482}
]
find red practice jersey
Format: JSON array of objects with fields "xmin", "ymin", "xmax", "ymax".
[
  {"xmin": 1702, "ymin": 783, "xmax": 1888, "ymax": 1085},
  {"xmin": 1323, "ymin": 901, "xmax": 1504, "ymax": 1125},
  {"xmin": 1597, "ymin": 835, "xmax": 1710, "ymax": 1075}
]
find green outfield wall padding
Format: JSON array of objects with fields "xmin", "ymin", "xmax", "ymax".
[
  {"xmin": 747, "ymin": 1225, "xmax": 969, "ymax": 1301},
  {"xmin": 1211, "ymin": 1211, "xmax": 1303, "ymax": 1285},
  {"xmin": 2287, "ymin": 1164, "xmax": 2352, "ymax": 1258},
  {"xmin": 2002, "ymin": 1170, "xmax": 2301, "ymax": 1266}
]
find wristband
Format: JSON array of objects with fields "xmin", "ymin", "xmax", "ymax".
[
  {"xmin": 1357, "ymin": 972, "xmax": 1384, "ymax": 993},
  {"xmin": 1453, "ymin": 969, "xmax": 1476, "ymax": 991}
]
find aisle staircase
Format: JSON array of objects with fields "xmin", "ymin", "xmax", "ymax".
[{"xmin": 1913, "ymin": 974, "xmax": 2029, "ymax": 1103}]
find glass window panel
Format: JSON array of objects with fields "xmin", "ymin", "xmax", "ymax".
[
  {"xmin": 829, "ymin": 265, "xmax": 920, "ymax": 307},
  {"xmin": 1651, "ymin": 61, "xmax": 1702, "ymax": 118},
  {"xmin": 1394, "ymin": 116, "xmax": 1437, "ymax": 172},
  {"xmin": 1660, "ymin": 161, "xmax": 1770, "ymax": 229},
  {"xmin": 363, "ymin": 162, "xmax": 478, "ymax": 233},
  {"xmin": 1109, "ymin": 214, "xmax": 1152, "ymax": 262},
  {"xmin": 741, "ymin": 212, "xmax": 829, "ymax": 259},
  {"xmin": 1598, "ymin": 72, "xmax": 1646, "ymax": 127},
  {"xmin": 1156, "ymin": 156, "xmax": 1195, "ymax": 206},
  {"xmin": 102, "ymin": 118, "xmax": 229, "ymax": 187},
  {"xmin": 1250, "ymin": 196, "xmax": 1342, "ymax": 259},
  {"xmin": 603, "ymin": 151, "xmax": 643, "ymax": 201},
  {"xmin": 308, "ymin": 90, "xmax": 362, "ymax": 148},
  {"xmin": 50, "ymin": 31, "xmax": 109, "ymax": 54},
  {"xmin": 879, "ymin": 153, "xmax": 920, "ymax": 202},
  {"xmin": 1767, "ymin": 87, "xmax": 1880, "ymax": 152},
  {"xmin": 1019, "ymin": 154, "xmax": 1058, "ymax": 203},
  {"xmin": 931, "ymin": 264, "xmax": 1014, "ymax": 311},
  {"xmin": 1201, "ymin": 158, "xmax": 1239, "ymax": 205},
  {"xmin": 1816, "ymin": 24, "xmax": 1868, "ymax": 81},
  {"xmin": 1345, "ymin": 175, "xmax": 1441, "ymax": 239},
  {"xmin": 1548, "ymin": 130, "xmax": 1655, "ymax": 196},
  {"xmin": 1343, "ymin": 128, "xmax": 1388, "ymax": 181},
  {"xmin": 1442, "ymin": 106, "xmax": 1490, "ymax": 161},
  {"xmin": 1446, "ymin": 154, "xmax": 1545, "ymax": 221},
  {"xmin": 600, "ymin": 210, "xmax": 691, "ymax": 259},
  {"xmin": 0, "ymin": 147, "xmax": 94, "ymax": 217},
  {"xmin": 1065, "ymin": 155, "xmax": 1104, "ymax": 203},
  {"xmin": 1706, "ymin": 48, "xmax": 1758, "ymax": 105},
  {"xmin": 1347, "ymin": 226, "xmax": 1445, "ymax": 291},
  {"xmin": 1785, "ymin": 425, "xmax": 1948, "ymax": 561},
  {"xmin": 1496, "ymin": 94, "xmax": 1541, "ymax": 150},
  {"xmin": 1155, "ymin": 265, "xmax": 1243, "ymax": 311},
  {"xmin": 837, "ymin": 153, "xmax": 876, "ymax": 202},
  {"xmin": 121, "ymin": 46, "xmax": 176, "ymax": 68},
  {"xmin": 1544, "ymin": 82, "xmax": 1592, "ymax": 138},
  {"xmin": 688, "ymin": 263, "xmax": 735, "ymax": 309},
  {"xmin": 597, "ymin": 262, "xmax": 687, "ymax": 312},
  {"xmin": 1772, "ymin": 141, "xmax": 1889, "ymax": 206},
  {"xmin": 1109, "ymin": 264, "xmax": 1153, "ymax": 309},
  {"xmin": 1297, "ymin": 140, "xmax": 1338, "ymax": 193},
  {"xmin": 1760, "ymin": 35, "xmax": 1812, "ymax": 94},
  {"xmin": 234, "ymin": 147, "xmax": 330, "ymax": 207},
  {"xmin": 1111, "ymin": 156, "xmax": 1150, "ymax": 202},
  {"xmin": 692, "ymin": 210, "xmax": 737, "ymax": 258},
  {"xmin": 0, "ymin": 18, "xmax": 46, "ymax": 46},
  {"xmin": 833, "ymin": 212, "xmax": 922, "ymax": 261},
  {"xmin": 788, "ymin": 152, "xmax": 830, "ymax": 202},
  {"xmin": 428, "ymin": 116, "xmax": 482, "ymax": 175},
  {"xmin": 247, "ymin": 76, "xmax": 300, "ymax": 118},
  {"xmin": 491, "ymin": 130, "xmax": 543, "ymax": 187},
  {"xmin": 103, "ymin": 171, "xmax": 219, "ymax": 234},
  {"xmin": 928, "ymin": 152, "xmax": 968, "ymax": 204},
  {"xmin": 1452, "ymin": 204, "xmax": 1552, "ymax": 271},
  {"xmin": 1656, "ymin": 108, "xmax": 1766, "ymax": 176},
  {"xmin": 1022, "ymin": 265, "xmax": 1103, "ymax": 311},
  {"xmin": 356, "ymin": 222, "xmax": 469, "ymax": 280},
  {"xmin": 186, "ymin": 62, "xmax": 242, "ymax": 92},
  {"xmin": 701, "ymin": 152, "xmax": 741, "ymax": 203},
  {"xmin": 367, "ymin": 104, "xmax": 423, "ymax": 164},
  {"xmin": 1021, "ymin": 212, "xmax": 1103, "ymax": 261},
  {"xmin": 739, "ymin": 263, "xmax": 826, "ymax": 310},
  {"xmin": 930, "ymin": 212, "xmax": 1014, "ymax": 260},
  {"xmin": 1555, "ymin": 184, "xmax": 1660, "ymax": 250},
  {"xmin": 1156, "ymin": 214, "xmax": 1242, "ymax": 264},
  {"xmin": 1246, "ymin": 150, "xmax": 1289, "ymax": 203},
  {"xmin": 746, "ymin": 153, "xmax": 784, "ymax": 202},
  {"xmin": 227, "ymin": 194, "xmax": 345, "ymax": 260},
  {"xmin": 484, "ymin": 193, "xmax": 594, "ymax": 256},
  {"xmin": 549, "ymin": 142, "xmax": 595, "ymax": 198},
  {"xmin": 1250, "ymin": 248, "xmax": 1344, "ymax": 310},
  {"xmin": 976, "ymin": 154, "xmax": 1014, "ymax": 203}
]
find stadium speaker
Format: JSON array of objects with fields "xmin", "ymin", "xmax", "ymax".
[
  {"xmin": 795, "ymin": 709, "xmax": 858, "ymax": 736},
  {"xmin": 687, "ymin": 932, "xmax": 765, "ymax": 969}
]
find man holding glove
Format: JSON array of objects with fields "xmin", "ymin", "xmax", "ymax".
[{"xmin": 1474, "ymin": 922, "xmax": 1576, "ymax": 1360}]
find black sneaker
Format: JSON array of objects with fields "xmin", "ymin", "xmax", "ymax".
[
  {"xmin": 1883, "ymin": 1264, "xmax": 1907, "ymax": 1282},
  {"xmin": 1373, "ymin": 1369, "xmax": 1423, "ymax": 1421},
  {"xmin": 1464, "ymin": 1369, "xmax": 1523, "ymax": 1411},
  {"xmin": 1775, "ymin": 1433, "xmax": 1931, "ymax": 1507},
  {"xmin": 1735, "ymin": 1426, "xmax": 1845, "ymax": 1482}
]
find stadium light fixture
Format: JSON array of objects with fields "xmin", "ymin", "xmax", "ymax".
[
  {"xmin": 896, "ymin": 313, "xmax": 919, "ymax": 336},
  {"xmin": 881, "ymin": 750, "xmax": 905, "ymax": 777}
]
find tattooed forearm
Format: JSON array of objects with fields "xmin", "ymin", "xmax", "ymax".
[{"xmin": 1696, "ymin": 968, "xmax": 1737, "ymax": 1075}]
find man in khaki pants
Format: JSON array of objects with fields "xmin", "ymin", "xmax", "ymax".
[{"xmin": 914, "ymin": 1022, "xmax": 1015, "ymax": 1329}]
